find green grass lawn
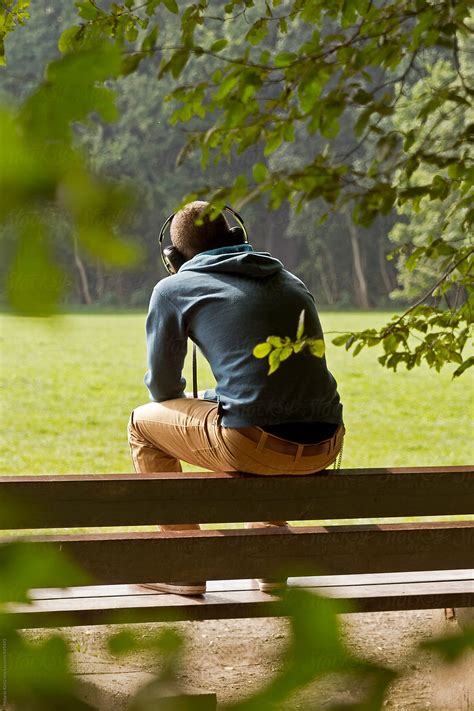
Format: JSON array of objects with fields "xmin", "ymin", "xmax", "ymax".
[{"xmin": 1, "ymin": 311, "xmax": 472, "ymax": 476}]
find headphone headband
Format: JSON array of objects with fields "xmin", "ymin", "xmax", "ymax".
[{"xmin": 158, "ymin": 205, "xmax": 248, "ymax": 274}]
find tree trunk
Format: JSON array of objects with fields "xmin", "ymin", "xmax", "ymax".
[
  {"xmin": 378, "ymin": 238, "xmax": 395, "ymax": 296},
  {"xmin": 345, "ymin": 209, "xmax": 370, "ymax": 309},
  {"xmin": 74, "ymin": 237, "xmax": 92, "ymax": 305},
  {"xmin": 95, "ymin": 261, "xmax": 105, "ymax": 301},
  {"xmin": 315, "ymin": 263, "xmax": 334, "ymax": 304},
  {"xmin": 319, "ymin": 239, "xmax": 339, "ymax": 303}
]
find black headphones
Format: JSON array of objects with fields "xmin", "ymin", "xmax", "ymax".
[{"xmin": 158, "ymin": 205, "xmax": 249, "ymax": 274}]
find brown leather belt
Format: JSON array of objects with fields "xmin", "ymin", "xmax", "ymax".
[{"xmin": 234, "ymin": 424, "xmax": 344, "ymax": 457}]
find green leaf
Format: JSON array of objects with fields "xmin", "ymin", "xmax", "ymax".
[
  {"xmin": 274, "ymin": 51, "xmax": 296, "ymax": 67},
  {"xmin": 162, "ymin": 0, "xmax": 179, "ymax": 13},
  {"xmin": 405, "ymin": 249, "xmax": 422, "ymax": 271},
  {"xmin": 267, "ymin": 335, "xmax": 284, "ymax": 347},
  {"xmin": 298, "ymin": 71, "xmax": 329, "ymax": 113},
  {"xmin": 76, "ymin": 1, "xmax": 98, "ymax": 20},
  {"xmin": 141, "ymin": 25, "xmax": 159, "ymax": 52},
  {"xmin": 6, "ymin": 218, "xmax": 65, "ymax": 316},
  {"xmin": 245, "ymin": 18, "xmax": 268, "ymax": 45},
  {"xmin": 345, "ymin": 335, "xmax": 355, "ymax": 350},
  {"xmin": 0, "ymin": 541, "xmax": 89, "ymax": 602},
  {"xmin": 341, "ymin": 0, "xmax": 359, "ymax": 25},
  {"xmin": 58, "ymin": 25, "xmax": 82, "ymax": 54},
  {"xmin": 352, "ymin": 89, "xmax": 372, "ymax": 105},
  {"xmin": 279, "ymin": 346, "xmax": 293, "ymax": 361},
  {"xmin": 429, "ymin": 175, "xmax": 450, "ymax": 201},
  {"xmin": 252, "ymin": 162, "xmax": 268, "ymax": 183},
  {"xmin": 405, "ymin": 155, "xmax": 420, "ymax": 179},
  {"xmin": 403, "ymin": 129, "xmax": 416, "ymax": 151},
  {"xmin": 332, "ymin": 334, "xmax": 351, "ymax": 346},
  {"xmin": 297, "ymin": 309, "xmax": 305, "ymax": 339},
  {"xmin": 462, "ymin": 209, "xmax": 474, "ymax": 229},
  {"xmin": 121, "ymin": 53, "xmax": 142, "ymax": 75},
  {"xmin": 78, "ymin": 225, "xmax": 140, "ymax": 266},
  {"xmin": 161, "ymin": 49, "xmax": 190, "ymax": 79},
  {"xmin": 422, "ymin": 626, "xmax": 474, "ymax": 662},
  {"xmin": 453, "ymin": 356, "xmax": 474, "ymax": 378},
  {"xmin": 263, "ymin": 128, "xmax": 283, "ymax": 156},
  {"xmin": 211, "ymin": 39, "xmax": 228, "ymax": 52},
  {"xmin": 268, "ymin": 348, "xmax": 281, "ymax": 374},
  {"xmin": 108, "ymin": 630, "xmax": 138, "ymax": 656},
  {"xmin": 253, "ymin": 342, "xmax": 272, "ymax": 358},
  {"xmin": 354, "ymin": 106, "xmax": 373, "ymax": 136},
  {"xmin": 283, "ymin": 122, "xmax": 295, "ymax": 142},
  {"xmin": 320, "ymin": 115, "xmax": 340, "ymax": 139},
  {"xmin": 308, "ymin": 339, "xmax": 325, "ymax": 357},
  {"xmin": 214, "ymin": 73, "xmax": 239, "ymax": 101}
]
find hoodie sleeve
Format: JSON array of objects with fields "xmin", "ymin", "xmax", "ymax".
[{"xmin": 144, "ymin": 287, "xmax": 187, "ymax": 402}]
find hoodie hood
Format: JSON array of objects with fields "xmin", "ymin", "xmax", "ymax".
[{"xmin": 179, "ymin": 246, "xmax": 284, "ymax": 279}]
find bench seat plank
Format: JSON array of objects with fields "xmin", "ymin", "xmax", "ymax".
[
  {"xmin": 1, "ymin": 466, "xmax": 472, "ymax": 528},
  {"xmin": 8, "ymin": 573, "xmax": 474, "ymax": 628},
  {"xmin": 3, "ymin": 523, "xmax": 472, "ymax": 585},
  {"xmin": 27, "ymin": 569, "xmax": 474, "ymax": 600}
]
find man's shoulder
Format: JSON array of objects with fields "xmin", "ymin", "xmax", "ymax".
[
  {"xmin": 150, "ymin": 272, "xmax": 201, "ymax": 309},
  {"xmin": 152, "ymin": 273, "xmax": 186, "ymax": 298}
]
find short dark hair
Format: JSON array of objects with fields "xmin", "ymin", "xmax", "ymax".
[{"xmin": 170, "ymin": 201, "xmax": 232, "ymax": 259}]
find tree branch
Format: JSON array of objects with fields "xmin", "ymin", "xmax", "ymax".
[{"xmin": 381, "ymin": 248, "xmax": 474, "ymax": 336}]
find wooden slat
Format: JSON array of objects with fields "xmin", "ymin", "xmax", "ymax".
[
  {"xmin": 7, "ymin": 577, "xmax": 474, "ymax": 629},
  {"xmin": 2, "ymin": 523, "xmax": 473, "ymax": 585},
  {"xmin": 1, "ymin": 466, "xmax": 473, "ymax": 528},
  {"xmin": 28, "ymin": 569, "xmax": 474, "ymax": 600}
]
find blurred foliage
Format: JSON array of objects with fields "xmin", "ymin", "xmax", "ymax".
[
  {"xmin": 107, "ymin": 590, "xmax": 397, "ymax": 711},
  {"xmin": 421, "ymin": 623, "xmax": 474, "ymax": 664},
  {"xmin": 0, "ymin": 540, "xmax": 93, "ymax": 709},
  {"xmin": 0, "ymin": 31, "xmax": 140, "ymax": 315},
  {"xmin": 0, "ymin": 540, "xmax": 90, "ymax": 605},
  {"xmin": 224, "ymin": 590, "xmax": 395, "ymax": 711}
]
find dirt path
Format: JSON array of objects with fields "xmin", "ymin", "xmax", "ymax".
[{"xmin": 43, "ymin": 609, "xmax": 472, "ymax": 709}]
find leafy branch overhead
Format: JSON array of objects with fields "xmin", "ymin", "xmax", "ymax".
[
  {"xmin": 0, "ymin": 1, "xmax": 30, "ymax": 66},
  {"xmin": 58, "ymin": 0, "xmax": 474, "ymax": 374},
  {"xmin": 0, "ymin": 0, "xmax": 472, "ymax": 373}
]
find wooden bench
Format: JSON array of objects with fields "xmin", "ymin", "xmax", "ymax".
[{"xmin": 1, "ymin": 466, "xmax": 473, "ymax": 629}]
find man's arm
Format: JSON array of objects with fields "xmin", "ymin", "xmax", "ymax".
[{"xmin": 144, "ymin": 288, "xmax": 187, "ymax": 402}]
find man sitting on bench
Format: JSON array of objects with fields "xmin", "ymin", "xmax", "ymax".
[{"xmin": 128, "ymin": 200, "xmax": 345, "ymax": 595}]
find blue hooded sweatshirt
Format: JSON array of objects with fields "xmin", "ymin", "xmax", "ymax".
[{"xmin": 144, "ymin": 245, "xmax": 343, "ymax": 428}]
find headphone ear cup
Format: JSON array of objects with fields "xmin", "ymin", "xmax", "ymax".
[
  {"xmin": 229, "ymin": 226, "xmax": 246, "ymax": 244},
  {"xmin": 163, "ymin": 245, "xmax": 186, "ymax": 274}
]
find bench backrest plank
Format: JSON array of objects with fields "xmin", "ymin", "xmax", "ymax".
[
  {"xmin": 2, "ymin": 523, "xmax": 472, "ymax": 586},
  {"xmin": 1, "ymin": 466, "xmax": 473, "ymax": 528}
]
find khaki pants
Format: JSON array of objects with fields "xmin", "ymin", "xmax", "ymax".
[{"xmin": 128, "ymin": 398, "xmax": 344, "ymax": 531}]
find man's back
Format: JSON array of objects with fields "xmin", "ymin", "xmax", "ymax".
[{"xmin": 145, "ymin": 245, "xmax": 343, "ymax": 428}]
